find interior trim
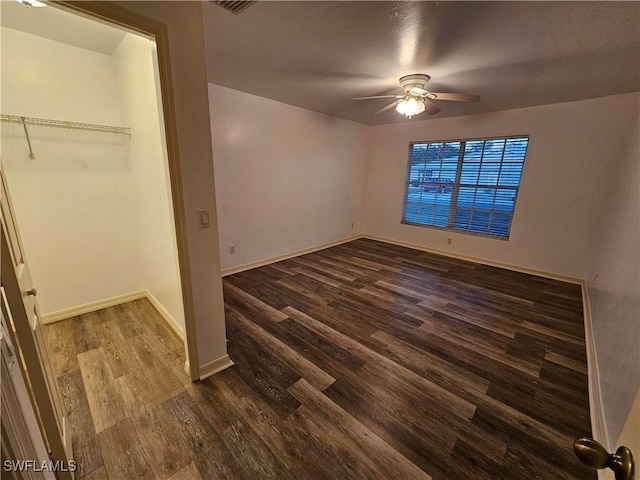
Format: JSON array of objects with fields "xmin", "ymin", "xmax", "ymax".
[
  {"xmin": 362, "ymin": 234, "xmax": 583, "ymax": 284},
  {"xmin": 222, "ymin": 232, "xmax": 583, "ymax": 284},
  {"xmin": 41, "ymin": 291, "xmax": 147, "ymax": 324},
  {"xmin": 40, "ymin": 290, "xmax": 184, "ymax": 340},
  {"xmin": 581, "ymin": 282, "xmax": 609, "ymax": 451},
  {"xmin": 141, "ymin": 291, "xmax": 185, "ymax": 340},
  {"xmin": 221, "ymin": 235, "xmax": 362, "ymax": 277},
  {"xmin": 199, "ymin": 354, "xmax": 234, "ymax": 380}
]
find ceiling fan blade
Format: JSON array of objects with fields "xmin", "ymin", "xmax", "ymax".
[
  {"xmin": 428, "ymin": 92, "xmax": 480, "ymax": 102},
  {"xmin": 410, "ymin": 86, "xmax": 428, "ymax": 96},
  {"xmin": 353, "ymin": 95, "xmax": 403, "ymax": 100},
  {"xmin": 375, "ymin": 100, "xmax": 400, "ymax": 114},
  {"xmin": 424, "ymin": 99, "xmax": 441, "ymax": 115}
]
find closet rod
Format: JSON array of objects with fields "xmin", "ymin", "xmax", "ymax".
[{"xmin": 1, "ymin": 114, "xmax": 131, "ymax": 135}]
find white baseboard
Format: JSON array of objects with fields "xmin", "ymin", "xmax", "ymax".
[
  {"xmin": 221, "ymin": 235, "xmax": 362, "ymax": 276},
  {"xmin": 144, "ymin": 290, "xmax": 184, "ymax": 340},
  {"xmin": 199, "ymin": 354, "xmax": 234, "ymax": 380},
  {"xmin": 41, "ymin": 290, "xmax": 184, "ymax": 340},
  {"xmin": 581, "ymin": 282, "xmax": 609, "ymax": 450},
  {"xmin": 41, "ymin": 291, "xmax": 147, "ymax": 324},
  {"xmin": 221, "ymin": 233, "xmax": 581, "ymax": 284},
  {"xmin": 361, "ymin": 234, "xmax": 583, "ymax": 284},
  {"xmin": 40, "ymin": 291, "xmax": 230, "ymax": 382}
]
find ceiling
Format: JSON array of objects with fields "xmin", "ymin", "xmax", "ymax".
[
  {"xmin": 1, "ymin": 1, "xmax": 637, "ymax": 126},
  {"xmin": 1, "ymin": 1, "xmax": 126, "ymax": 55},
  {"xmin": 203, "ymin": 1, "xmax": 640, "ymax": 125}
]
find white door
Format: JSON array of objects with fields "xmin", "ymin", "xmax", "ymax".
[
  {"xmin": 0, "ymin": 168, "xmax": 74, "ymax": 479},
  {"xmin": 1, "ymin": 301, "xmax": 55, "ymax": 480}
]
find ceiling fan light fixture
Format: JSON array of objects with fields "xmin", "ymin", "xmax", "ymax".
[
  {"xmin": 396, "ymin": 95, "xmax": 425, "ymax": 118},
  {"xmin": 354, "ymin": 73, "xmax": 478, "ymax": 118}
]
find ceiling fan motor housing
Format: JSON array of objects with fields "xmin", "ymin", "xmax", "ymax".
[{"xmin": 399, "ymin": 74, "xmax": 431, "ymax": 93}]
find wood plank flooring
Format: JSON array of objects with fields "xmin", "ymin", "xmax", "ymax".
[{"xmin": 44, "ymin": 239, "xmax": 595, "ymax": 479}]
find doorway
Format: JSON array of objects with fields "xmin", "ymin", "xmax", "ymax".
[{"xmin": 0, "ymin": 5, "xmax": 189, "ymax": 366}]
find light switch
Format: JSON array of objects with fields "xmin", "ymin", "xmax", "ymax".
[{"xmin": 197, "ymin": 209, "xmax": 211, "ymax": 228}]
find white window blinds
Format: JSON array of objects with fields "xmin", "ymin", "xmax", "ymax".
[{"xmin": 402, "ymin": 136, "xmax": 529, "ymax": 238}]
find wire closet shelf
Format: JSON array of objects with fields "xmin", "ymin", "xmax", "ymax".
[{"xmin": 1, "ymin": 114, "xmax": 131, "ymax": 160}]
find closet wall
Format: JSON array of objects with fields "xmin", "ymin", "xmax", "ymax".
[
  {"xmin": 1, "ymin": 27, "xmax": 184, "ymax": 333},
  {"xmin": 113, "ymin": 34, "xmax": 184, "ymax": 331}
]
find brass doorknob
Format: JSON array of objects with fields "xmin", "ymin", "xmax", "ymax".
[
  {"xmin": 574, "ymin": 437, "xmax": 635, "ymax": 480},
  {"xmin": 26, "ymin": 288, "xmax": 37, "ymax": 296}
]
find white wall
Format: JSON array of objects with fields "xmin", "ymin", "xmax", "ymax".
[
  {"xmin": 1, "ymin": 27, "xmax": 144, "ymax": 313},
  {"xmin": 586, "ymin": 97, "xmax": 639, "ymax": 452},
  {"xmin": 208, "ymin": 84, "xmax": 367, "ymax": 272},
  {"xmin": 0, "ymin": 28, "xmax": 122, "ymax": 124},
  {"xmin": 113, "ymin": 33, "xmax": 185, "ymax": 333},
  {"xmin": 362, "ymin": 94, "xmax": 639, "ymax": 279}
]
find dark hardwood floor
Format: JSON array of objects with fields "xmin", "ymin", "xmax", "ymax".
[{"xmin": 45, "ymin": 238, "xmax": 595, "ymax": 479}]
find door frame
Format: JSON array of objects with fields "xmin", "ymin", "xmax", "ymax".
[
  {"xmin": 55, "ymin": 1, "xmax": 201, "ymax": 381},
  {"xmin": 2, "ymin": 291, "xmax": 58, "ymax": 480},
  {"xmin": 1, "ymin": 205, "xmax": 73, "ymax": 479}
]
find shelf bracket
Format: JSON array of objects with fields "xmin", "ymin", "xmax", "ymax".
[{"xmin": 21, "ymin": 117, "xmax": 36, "ymax": 160}]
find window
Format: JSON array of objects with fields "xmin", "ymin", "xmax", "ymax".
[{"xmin": 402, "ymin": 136, "xmax": 529, "ymax": 239}]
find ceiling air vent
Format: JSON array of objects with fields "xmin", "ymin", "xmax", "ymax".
[{"xmin": 211, "ymin": 1, "xmax": 256, "ymax": 15}]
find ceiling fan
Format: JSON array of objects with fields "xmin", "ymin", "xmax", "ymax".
[{"xmin": 354, "ymin": 73, "xmax": 480, "ymax": 118}]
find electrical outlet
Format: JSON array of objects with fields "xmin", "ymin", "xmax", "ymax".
[
  {"xmin": 230, "ymin": 245, "xmax": 236, "ymax": 255},
  {"xmin": 447, "ymin": 238, "xmax": 452, "ymax": 245}
]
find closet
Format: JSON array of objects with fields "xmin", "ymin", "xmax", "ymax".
[{"xmin": 1, "ymin": 4, "xmax": 185, "ymax": 341}]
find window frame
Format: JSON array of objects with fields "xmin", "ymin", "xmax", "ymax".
[{"xmin": 401, "ymin": 134, "xmax": 530, "ymax": 240}]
